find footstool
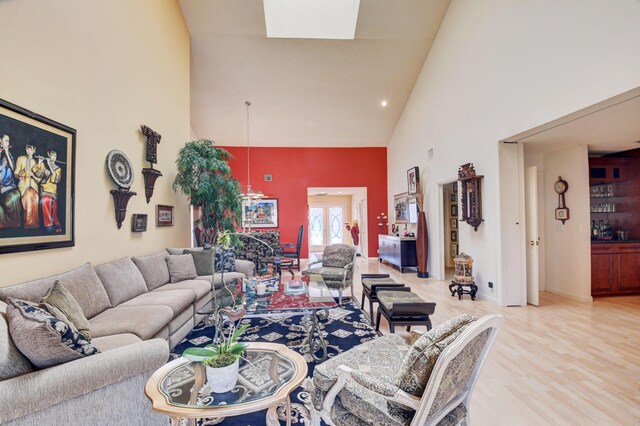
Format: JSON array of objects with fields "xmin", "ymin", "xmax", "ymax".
[
  {"xmin": 375, "ymin": 289, "xmax": 436, "ymax": 333},
  {"xmin": 360, "ymin": 274, "xmax": 406, "ymax": 325}
]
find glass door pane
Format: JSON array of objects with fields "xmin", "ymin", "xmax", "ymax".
[
  {"xmin": 329, "ymin": 207, "xmax": 344, "ymax": 244},
  {"xmin": 309, "ymin": 207, "xmax": 324, "ymax": 246}
]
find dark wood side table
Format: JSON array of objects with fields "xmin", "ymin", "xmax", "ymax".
[{"xmin": 449, "ymin": 280, "xmax": 478, "ymax": 300}]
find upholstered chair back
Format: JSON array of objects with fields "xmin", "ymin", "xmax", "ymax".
[{"xmin": 322, "ymin": 244, "xmax": 357, "ymax": 269}]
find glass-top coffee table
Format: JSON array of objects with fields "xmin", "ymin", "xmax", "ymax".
[
  {"xmin": 145, "ymin": 342, "xmax": 307, "ymax": 426},
  {"xmin": 198, "ymin": 275, "xmax": 337, "ymax": 361}
]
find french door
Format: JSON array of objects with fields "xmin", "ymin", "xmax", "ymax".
[{"xmin": 309, "ymin": 204, "xmax": 346, "ymax": 253}]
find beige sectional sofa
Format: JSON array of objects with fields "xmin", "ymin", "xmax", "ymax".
[{"xmin": 0, "ymin": 248, "xmax": 254, "ymax": 425}]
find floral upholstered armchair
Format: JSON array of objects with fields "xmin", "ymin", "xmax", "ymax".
[
  {"xmin": 305, "ymin": 314, "xmax": 503, "ymax": 426},
  {"xmin": 303, "ymin": 244, "xmax": 357, "ymax": 305}
]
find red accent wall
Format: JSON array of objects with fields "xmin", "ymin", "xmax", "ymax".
[{"xmin": 222, "ymin": 146, "xmax": 387, "ymax": 259}]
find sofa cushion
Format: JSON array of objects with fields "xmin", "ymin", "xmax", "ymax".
[
  {"xmin": 166, "ymin": 255, "xmax": 198, "ymax": 283},
  {"xmin": 167, "ymin": 247, "xmax": 203, "ymax": 256},
  {"xmin": 394, "ymin": 314, "xmax": 476, "ymax": 398},
  {"xmin": 198, "ymin": 272, "xmax": 245, "ymax": 290},
  {"xmin": 6, "ymin": 299, "xmax": 100, "ymax": 369},
  {"xmin": 119, "ymin": 289, "xmax": 194, "ymax": 316},
  {"xmin": 184, "ymin": 249, "xmax": 214, "ymax": 275},
  {"xmin": 89, "ymin": 306, "xmax": 173, "ymax": 340},
  {"xmin": 153, "ymin": 279, "xmax": 211, "ymax": 300},
  {"xmin": 132, "ymin": 252, "xmax": 170, "ymax": 291},
  {"xmin": 40, "ymin": 281, "xmax": 92, "ymax": 340},
  {"xmin": 95, "ymin": 257, "xmax": 148, "ymax": 306},
  {"xmin": 0, "ymin": 263, "xmax": 111, "ymax": 319},
  {"xmin": 0, "ymin": 311, "xmax": 35, "ymax": 380},
  {"xmin": 215, "ymin": 247, "xmax": 236, "ymax": 272},
  {"xmin": 91, "ymin": 333, "xmax": 142, "ymax": 352}
]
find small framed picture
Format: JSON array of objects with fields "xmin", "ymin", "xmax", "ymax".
[
  {"xmin": 156, "ymin": 205, "xmax": 174, "ymax": 227},
  {"xmin": 131, "ymin": 214, "xmax": 148, "ymax": 232},
  {"xmin": 452, "ymin": 182, "xmax": 458, "ymax": 193},
  {"xmin": 451, "ymin": 204, "xmax": 458, "ymax": 216},
  {"xmin": 450, "ymin": 218, "xmax": 458, "ymax": 229},
  {"xmin": 450, "ymin": 243, "xmax": 458, "ymax": 257},
  {"xmin": 407, "ymin": 167, "xmax": 419, "ymax": 195},
  {"xmin": 450, "ymin": 193, "xmax": 457, "ymax": 203},
  {"xmin": 451, "ymin": 230, "xmax": 458, "ymax": 242}
]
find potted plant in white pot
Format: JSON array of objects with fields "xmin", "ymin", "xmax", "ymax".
[{"xmin": 182, "ymin": 323, "xmax": 249, "ymax": 393}]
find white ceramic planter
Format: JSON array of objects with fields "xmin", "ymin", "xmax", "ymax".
[{"xmin": 206, "ymin": 359, "xmax": 240, "ymax": 393}]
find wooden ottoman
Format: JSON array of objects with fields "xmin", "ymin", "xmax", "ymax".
[
  {"xmin": 360, "ymin": 274, "xmax": 406, "ymax": 325},
  {"xmin": 376, "ymin": 289, "xmax": 436, "ymax": 333}
]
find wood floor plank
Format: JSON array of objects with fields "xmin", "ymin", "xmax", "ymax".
[{"xmin": 322, "ymin": 257, "xmax": 640, "ymax": 426}]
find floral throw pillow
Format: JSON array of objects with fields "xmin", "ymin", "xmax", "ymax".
[
  {"xmin": 215, "ymin": 247, "xmax": 236, "ymax": 273},
  {"xmin": 6, "ymin": 298, "xmax": 100, "ymax": 369}
]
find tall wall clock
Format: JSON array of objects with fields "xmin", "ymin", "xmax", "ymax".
[{"xmin": 554, "ymin": 176, "xmax": 569, "ymax": 224}]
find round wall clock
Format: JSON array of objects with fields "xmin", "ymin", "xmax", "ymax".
[{"xmin": 106, "ymin": 149, "xmax": 134, "ymax": 189}]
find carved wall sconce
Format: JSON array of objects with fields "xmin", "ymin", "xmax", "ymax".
[
  {"xmin": 106, "ymin": 150, "xmax": 137, "ymax": 229},
  {"xmin": 140, "ymin": 125, "xmax": 163, "ymax": 203},
  {"xmin": 458, "ymin": 163, "xmax": 483, "ymax": 231}
]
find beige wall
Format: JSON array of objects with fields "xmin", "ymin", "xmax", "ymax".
[
  {"xmin": 543, "ymin": 146, "xmax": 592, "ymax": 302},
  {"xmin": 0, "ymin": 1, "xmax": 191, "ymax": 285},
  {"xmin": 387, "ymin": 0, "xmax": 640, "ymax": 305}
]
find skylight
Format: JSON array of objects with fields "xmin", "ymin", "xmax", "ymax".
[{"xmin": 263, "ymin": 0, "xmax": 360, "ymax": 40}]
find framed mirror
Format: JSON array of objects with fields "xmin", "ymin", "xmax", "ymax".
[{"xmin": 458, "ymin": 163, "xmax": 483, "ymax": 231}]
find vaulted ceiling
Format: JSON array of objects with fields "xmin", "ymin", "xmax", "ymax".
[{"xmin": 179, "ymin": 0, "xmax": 451, "ymax": 147}]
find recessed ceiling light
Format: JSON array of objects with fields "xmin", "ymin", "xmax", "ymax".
[{"xmin": 381, "ymin": 100, "xmax": 388, "ymax": 107}]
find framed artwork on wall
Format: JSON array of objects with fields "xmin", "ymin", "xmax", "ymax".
[
  {"xmin": 451, "ymin": 204, "xmax": 458, "ymax": 217},
  {"xmin": 451, "ymin": 230, "xmax": 458, "ymax": 242},
  {"xmin": 131, "ymin": 214, "xmax": 148, "ymax": 232},
  {"xmin": 156, "ymin": 204, "xmax": 174, "ymax": 227},
  {"xmin": 450, "ymin": 243, "xmax": 458, "ymax": 257},
  {"xmin": 242, "ymin": 198, "xmax": 278, "ymax": 228},
  {"xmin": 450, "ymin": 218, "xmax": 458, "ymax": 229},
  {"xmin": 408, "ymin": 198, "xmax": 418, "ymax": 224},
  {"xmin": 0, "ymin": 98, "xmax": 76, "ymax": 254},
  {"xmin": 394, "ymin": 193, "xmax": 409, "ymax": 223},
  {"xmin": 450, "ymin": 193, "xmax": 457, "ymax": 203},
  {"xmin": 407, "ymin": 167, "xmax": 419, "ymax": 195}
]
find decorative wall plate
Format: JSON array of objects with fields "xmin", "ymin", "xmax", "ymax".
[{"xmin": 106, "ymin": 149, "xmax": 134, "ymax": 189}]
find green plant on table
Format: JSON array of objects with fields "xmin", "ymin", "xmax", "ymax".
[{"xmin": 183, "ymin": 323, "xmax": 249, "ymax": 368}]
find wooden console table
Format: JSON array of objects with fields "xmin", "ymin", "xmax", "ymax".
[{"xmin": 378, "ymin": 235, "xmax": 418, "ymax": 273}]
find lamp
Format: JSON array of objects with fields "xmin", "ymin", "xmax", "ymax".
[{"xmin": 239, "ymin": 100, "xmax": 267, "ymax": 232}]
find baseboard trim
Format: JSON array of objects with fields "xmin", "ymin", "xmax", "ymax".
[{"xmin": 545, "ymin": 288, "xmax": 593, "ymax": 303}]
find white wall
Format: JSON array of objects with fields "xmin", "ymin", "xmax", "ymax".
[
  {"xmin": 387, "ymin": 0, "xmax": 640, "ymax": 305},
  {"xmin": 543, "ymin": 146, "xmax": 592, "ymax": 301},
  {"xmin": 0, "ymin": 1, "xmax": 191, "ymax": 285},
  {"xmin": 524, "ymin": 153, "xmax": 547, "ymax": 291}
]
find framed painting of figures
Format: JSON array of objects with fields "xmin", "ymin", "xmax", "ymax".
[{"xmin": 0, "ymin": 99, "xmax": 75, "ymax": 254}]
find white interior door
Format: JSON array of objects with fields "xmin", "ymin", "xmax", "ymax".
[
  {"xmin": 309, "ymin": 204, "xmax": 346, "ymax": 253},
  {"xmin": 525, "ymin": 166, "xmax": 540, "ymax": 306}
]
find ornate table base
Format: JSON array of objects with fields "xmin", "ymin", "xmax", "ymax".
[{"xmin": 449, "ymin": 280, "xmax": 478, "ymax": 300}]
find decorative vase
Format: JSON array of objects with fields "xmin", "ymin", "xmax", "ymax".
[
  {"xmin": 206, "ymin": 359, "xmax": 240, "ymax": 393},
  {"xmin": 416, "ymin": 211, "xmax": 429, "ymax": 278}
]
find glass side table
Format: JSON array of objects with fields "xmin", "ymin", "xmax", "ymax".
[{"xmin": 145, "ymin": 342, "xmax": 308, "ymax": 426}]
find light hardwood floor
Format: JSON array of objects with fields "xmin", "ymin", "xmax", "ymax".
[{"xmin": 313, "ymin": 257, "xmax": 640, "ymax": 426}]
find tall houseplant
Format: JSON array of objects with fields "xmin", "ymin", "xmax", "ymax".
[{"xmin": 173, "ymin": 140, "xmax": 242, "ymax": 246}]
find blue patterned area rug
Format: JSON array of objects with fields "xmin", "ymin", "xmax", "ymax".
[{"xmin": 170, "ymin": 301, "xmax": 378, "ymax": 425}]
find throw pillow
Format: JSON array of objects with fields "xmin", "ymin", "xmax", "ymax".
[
  {"xmin": 184, "ymin": 249, "xmax": 214, "ymax": 275},
  {"xmin": 40, "ymin": 281, "xmax": 92, "ymax": 340},
  {"xmin": 6, "ymin": 298, "xmax": 100, "ymax": 369},
  {"xmin": 166, "ymin": 255, "xmax": 198, "ymax": 282},
  {"xmin": 215, "ymin": 247, "xmax": 237, "ymax": 273},
  {"xmin": 393, "ymin": 314, "xmax": 477, "ymax": 398}
]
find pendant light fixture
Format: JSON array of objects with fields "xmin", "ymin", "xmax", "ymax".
[{"xmin": 239, "ymin": 100, "xmax": 266, "ymax": 231}]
